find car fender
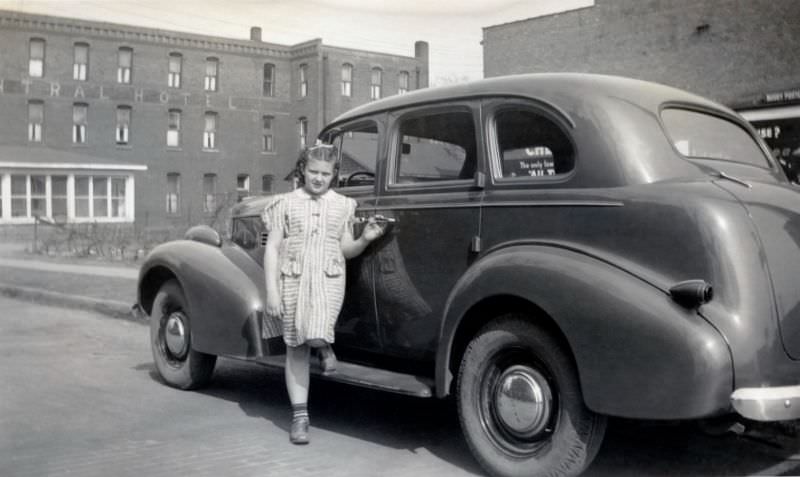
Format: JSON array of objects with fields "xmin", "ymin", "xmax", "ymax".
[
  {"xmin": 437, "ymin": 242, "xmax": 733, "ymax": 419},
  {"xmin": 138, "ymin": 240, "xmax": 267, "ymax": 359}
]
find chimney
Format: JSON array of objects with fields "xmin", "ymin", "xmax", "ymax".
[
  {"xmin": 250, "ymin": 26, "xmax": 262, "ymax": 42},
  {"xmin": 414, "ymin": 41, "xmax": 430, "ymax": 89}
]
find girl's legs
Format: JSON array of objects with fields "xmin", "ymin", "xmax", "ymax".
[{"xmin": 285, "ymin": 344, "xmax": 310, "ymax": 444}]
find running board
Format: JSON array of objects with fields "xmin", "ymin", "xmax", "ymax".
[{"xmin": 255, "ymin": 355, "xmax": 433, "ymax": 398}]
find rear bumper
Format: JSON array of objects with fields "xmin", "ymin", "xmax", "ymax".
[{"xmin": 731, "ymin": 385, "xmax": 800, "ymax": 421}]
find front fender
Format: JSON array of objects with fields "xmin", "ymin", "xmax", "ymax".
[
  {"xmin": 437, "ymin": 244, "xmax": 733, "ymax": 419},
  {"xmin": 138, "ymin": 240, "xmax": 268, "ymax": 358}
]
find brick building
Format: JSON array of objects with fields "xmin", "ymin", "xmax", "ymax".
[
  {"xmin": 0, "ymin": 10, "xmax": 429, "ymax": 230},
  {"xmin": 482, "ymin": 0, "xmax": 800, "ymax": 179}
]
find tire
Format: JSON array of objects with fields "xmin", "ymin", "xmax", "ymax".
[
  {"xmin": 457, "ymin": 314, "xmax": 606, "ymax": 477},
  {"xmin": 150, "ymin": 279, "xmax": 216, "ymax": 390}
]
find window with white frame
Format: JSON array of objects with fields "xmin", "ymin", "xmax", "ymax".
[
  {"xmin": 73, "ymin": 103, "xmax": 88, "ymax": 144},
  {"xmin": 262, "ymin": 115, "xmax": 274, "ymax": 153},
  {"xmin": 202, "ymin": 173, "xmax": 216, "ymax": 214},
  {"xmin": 203, "ymin": 112, "xmax": 217, "ymax": 149},
  {"xmin": 341, "ymin": 63, "xmax": 353, "ymax": 97},
  {"xmin": 298, "ymin": 117, "xmax": 308, "ymax": 148},
  {"xmin": 75, "ymin": 176, "xmax": 90, "ymax": 217},
  {"xmin": 168, "ymin": 52, "xmax": 182, "ymax": 88},
  {"xmin": 93, "ymin": 177, "xmax": 108, "ymax": 217},
  {"xmin": 110, "ymin": 177, "xmax": 126, "ymax": 218},
  {"xmin": 116, "ymin": 106, "xmax": 131, "ymax": 145},
  {"xmin": 166, "ymin": 173, "xmax": 180, "ymax": 214},
  {"xmin": 11, "ymin": 175, "xmax": 27, "ymax": 217},
  {"xmin": 73, "ymin": 43, "xmax": 89, "ymax": 81},
  {"xmin": 263, "ymin": 63, "xmax": 275, "ymax": 97},
  {"xmin": 29, "ymin": 38, "xmax": 45, "ymax": 78},
  {"xmin": 299, "ymin": 64, "xmax": 308, "ymax": 98},
  {"xmin": 398, "ymin": 71, "xmax": 409, "ymax": 95},
  {"xmin": 117, "ymin": 47, "xmax": 132, "ymax": 84},
  {"xmin": 167, "ymin": 109, "xmax": 181, "ymax": 147},
  {"xmin": 28, "ymin": 100, "xmax": 43, "ymax": 142},
  {"xmin": 204, "ymin": 57, "xmax": 218, "ymax": 92},
  {"xmin": 30, "ymin": 175, "xmax": 46, "ymax": 217},
  {"xmin": 370, "ymin": 67, "xmax": 382, "ymax": 100}
]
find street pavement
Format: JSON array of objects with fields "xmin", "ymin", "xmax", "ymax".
[{"xmin": 1, "ymin": 252, "xmax": 800, "ymax": 476}]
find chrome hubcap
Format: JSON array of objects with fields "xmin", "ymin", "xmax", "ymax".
[
  {"xmin": 494, "ymin": 365, "xmax": 553, "ymax": 439},
  {"xmin": 164, "ymin": 311, "xmax": 188, "ymax": 359}
]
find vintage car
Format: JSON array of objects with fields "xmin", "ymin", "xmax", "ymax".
[{"xmin": 135, "ymin": 73, "xmax": 800, "ymax": 477}]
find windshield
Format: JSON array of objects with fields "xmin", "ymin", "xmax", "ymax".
[{"xmin": 661, "ymin": 108, "xmax": 771, "ymax": 168}]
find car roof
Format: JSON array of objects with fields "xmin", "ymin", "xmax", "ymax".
[{"xmin": 326, "ymin": 73, "xmax": 733, "ymax": 129}]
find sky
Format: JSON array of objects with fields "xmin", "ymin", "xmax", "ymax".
[{"xmin": 0, "ymin": 0, "xmax": 593, "ymax": 85}]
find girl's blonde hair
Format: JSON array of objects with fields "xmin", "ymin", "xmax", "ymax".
[{"xmin": 293, "ymin": 143, "xmax": 340, "ymax": 186}]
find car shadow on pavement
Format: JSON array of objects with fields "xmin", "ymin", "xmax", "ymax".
[{"xmin": 134, "ymin": 358, "xmax": 800, "ymax": 477}]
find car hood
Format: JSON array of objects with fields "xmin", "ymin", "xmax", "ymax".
[{"xmin": 716, "ymin": 178, "xmax": 800, "ymax": 359}]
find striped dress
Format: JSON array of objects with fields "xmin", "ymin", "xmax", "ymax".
[{"xmin": 261, "ymin": 188, "xmax": 357, "ymax": 347}]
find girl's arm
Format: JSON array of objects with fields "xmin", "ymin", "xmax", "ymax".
[
  {"xmin": 264, "ymin": 229, "xmax": 283, "ymax": 317},
  {"xmin": 341, "ymin": 217, "xmax": 384, "ymax": 259}
]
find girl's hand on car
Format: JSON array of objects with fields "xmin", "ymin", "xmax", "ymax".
[{"xmin": 363, "ymin": 217, "xmax": 386, "ymax": 242}]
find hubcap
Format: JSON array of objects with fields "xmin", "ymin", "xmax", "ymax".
[
  {"xmin": 494, "ymin": 365, "xmax": 553, "ymax": 439},
  {"xmin": 164, "ymin": 311, "xmax": 188, "ymax": 359}
]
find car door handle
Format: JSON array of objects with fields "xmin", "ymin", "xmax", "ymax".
[{"xmin": 354, "ymin": 215, "xmax": 397, "ymax": 224}]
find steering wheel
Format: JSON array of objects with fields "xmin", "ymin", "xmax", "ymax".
[{"xmin": 344, "ymin": 171, "xmax": 375, "ymax": 187}]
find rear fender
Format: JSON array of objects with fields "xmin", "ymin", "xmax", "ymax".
[
  {"xmin": 437, "ymin": 244, "xmax": 733, "ymax": 419},
  {"xmin": 138, "ymin": 240, "xmax": 269, "ymax": 358}
]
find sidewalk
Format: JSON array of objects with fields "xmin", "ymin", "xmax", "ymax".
[{"xmin": 0, "ymin": 252, "xmax": 140, "ymax": 321}]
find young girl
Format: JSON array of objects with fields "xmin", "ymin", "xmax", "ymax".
[{"xmin": 262, "ymin": 143, "xmax": 385, "ymax": 445}]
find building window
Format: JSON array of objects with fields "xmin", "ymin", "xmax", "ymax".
[
  {"xmin": 30, "ymin": 175, "xmax": 46, "ymax": 217},
  {"xmin": 116, "ymin": 106, "xmax": 131, "ymax": 145},
  {"xmin": 72, "ymin": 103, "xmax": 88, "ymax": 144},
  {"xmin": 262, "ymin": 115, "xmax": 274, "ymax": 152},
  {"xmin": 262, "ymin": 174, "xmax": 274, "ymax": 194},
  {"xmin": 298, "ymin": 117, "xmax": 308, "ymax": 149},
  {"xmin": 117, "ymin": 47, "xmax": 132, "ymax": 84},
  {"xmin": 11, "ymin": 175, "xmax": 27, "ymax": 217},
  {"xmin": 202, "ymin": 173, "xmax": 217, "ymax": 214},
  {"xmin": 29, "ymin": 38, "xmax": 45, "ymax": 78},
  {"xmin": 203, "ymin": 112, "xmax": 217, "ymax": 150},
  {"xmin": 93, "ymin": 177, "xmax": 108, "ymax": 217},
  {"xmin": 370, "ymin": 67, "xmax": 382, "ymax": 100},
  {"xmin": 263, "ymin": 63, "xmax": 274, "ymax": 96},
  {"xmin": 398, "ymin": 71, "xmax": 409, "ymax": 95},
  {"xmin": 237, "ymin": 174, "xmax": 250, "ymax": 201},
  {"xmin": 204, "ymin": 57, "xmax": 218, "ymax": 92},
  {"xmin": 110, "ymin": 178, "xmax": 126, "ymax": 218},
  {"xmin": 168, "ymin": 52, "xmax": 182, "ymax": 88},
  {"xmin": 52, "ymin": 175, "xmax": 67, "ymax": 219},
  {"xmin": 166, "ymin": 173, "xmax": 180, "ymax": 214},
  {"xmin": 73, "ymin": 43, "xmax": 89, "ymax": 81},
  {"xmin": 28, "ymin": 100, "xmax": 43, "ymax": 142},
  {"xmin": 341, "ymin": 63, "xmax": 353, "ymax": 97},
  {"xmin": 167, "ymin": 109, "xmax": 181, "ymax": 147},
  {"xmin": 299, "ymin": 64, "xmax": 308, "ymax": 98},
  {"xmin": 75, "ymin": 176, "xmax": 90, "ymax": 217}
]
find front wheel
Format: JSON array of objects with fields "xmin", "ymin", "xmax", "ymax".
[
  {"xmin": 150, "ymin": 279, "xmax": 216, "ymax": 389},
  {"xmin": 457, "ymin": 314, "xmax": 606, "ymax": 477}
]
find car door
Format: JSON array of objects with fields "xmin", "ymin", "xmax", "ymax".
[
  {"xmin": 327, "ymin": 118, "xmax": 383, "ymax": 356},
  {"xmin": 371, "ymin": 102, "xmax": 485, "ymax": 363}
]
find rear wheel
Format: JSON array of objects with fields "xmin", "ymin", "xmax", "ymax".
[
  {"xmin": 457, "ymin": 314, "xmax": 606, "ymax": 477},
  {"xmin": 150, "ymin": 279, "xmax": 216, "ymax": 389}
]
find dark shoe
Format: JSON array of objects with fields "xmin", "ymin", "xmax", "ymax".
[
  {"xmin": 319, "ymin": 345, "xmax": 337, "ymax": 375},
  {"xmin": 290, "ymin": 416, "xmax": 309, "ymax": 445}
]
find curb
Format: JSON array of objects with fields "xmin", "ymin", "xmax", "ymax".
[{"xmin": 0, "ymin": 283, "xmax": 146, "ymax": 324}]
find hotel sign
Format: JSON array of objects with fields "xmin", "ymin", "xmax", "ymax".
[
  {"xmin": 764, "ymin": 89, "xmax": 800, "ymax": 104},
  {"xmin": 0, "ymin": 77, "xmax": 283, "ymax": 112}
]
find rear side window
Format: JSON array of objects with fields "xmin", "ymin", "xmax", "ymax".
[
  {"xmin": 661, "ymin": 109, "xmax": 770, "ymax": 167},
  {"xmin": 393, "ymin": 110, "xmax": 477, "ymax": 184},
  {"xmin": 494, "ymin": 108, "xmax": 575, "ymax": 179}
]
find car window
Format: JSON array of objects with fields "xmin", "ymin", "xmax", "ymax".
[
  {"xmin": 661, "ymin": 108, "xmax": 770, "ymax": 168},
  {"xmin": 333, "ymin": 122, "xmax": 379, "ymax": 188},
  {"xmin": 231, "ymin": 215, "xmax": 264, "ymax": 250},
  {"xmin": 393, "ymin": 110, "xmax": 477, "ymax": 184},
  {"xmin": 494, "ymin": 108, "xmax": 575, "ymax": 179}
]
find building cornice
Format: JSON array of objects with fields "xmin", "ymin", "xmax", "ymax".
[{"xmin": 0, "ymin": 9, "xmax": 301, "ymax": 59}]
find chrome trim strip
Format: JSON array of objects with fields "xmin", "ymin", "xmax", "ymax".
[
  {"xmin": 731, "ymin": 385, "xmax": 800, "ymax": 421},
  {"xmin": 374, "ymin": 201, "xmax": 623, "ymax": 211}
]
